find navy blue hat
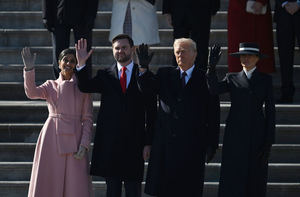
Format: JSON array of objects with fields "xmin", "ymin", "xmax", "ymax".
[{"xmin": 230, "ymin": 42, "xmax": 267, "ymax": 58}]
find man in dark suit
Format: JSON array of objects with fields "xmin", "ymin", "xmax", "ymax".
[
  {"xmin": 162, "ymin": 0, "xmax": 220, "ymax": 69},
  {"xmin": 142, "ymin": 38, "xmax": 220, "ymax": 197},
  {"xmin": 274, "ymin": 0, "xmax": 300, "ymax": 103},
  {"xmin": 42, "ymin": 0, "xmax": 98, "ymax": 78},
  {"xmin": 206, "ymin": 43, "xmax": 275, "ymax": 197},
  {"xmin": 75, "ymin": 35, "xmax": 156, "ymax": 197}
]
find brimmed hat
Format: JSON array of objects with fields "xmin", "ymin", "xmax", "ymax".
[{"xmin": 230, "ymin": 43, "xmax": 267, "ymax": 58}]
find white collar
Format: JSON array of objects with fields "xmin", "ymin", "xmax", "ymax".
[
  {"xmin": 243, "ymin": 66, "xmax": 256, "ymax": 79},
  {"xmin": 117, "ymin": 61, "xmax": 134, "ymax": 73}
]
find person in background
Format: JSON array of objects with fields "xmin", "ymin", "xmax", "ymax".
[
  {"xmin": 275, "ymin": 0, "xmax": 300, "ymax": 103},
  {"xmin": 206, "ymin": 43, "xmax": 275, "ymax": 197},
  {"xmin": 22, "ymin": 47, "xmax": 93, "ymax": 197},
  {"xmin": 227, "ymin": 0, "xmax": 275, "ymax": 74},
  {"xmin": 75, "ymin": 35, "xmax": 156, "ymax": 197},
  {"xmin": 142, "ymin": 38, "xmax": 220, "ymax": 197},
  {"xmin": 109, "ymin": 0, "xmax": 160, "ymax": 46},
  {"xmin": 162, "ymin": 0, "xmax": 220, "ymax": 69},
  {"xmin": 42, "ymin": 0, "xmax": 99, "ymax": 78}
]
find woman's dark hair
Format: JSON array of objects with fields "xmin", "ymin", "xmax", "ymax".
[
  {"xmin": 112, "ymin": 34, "xmax": 134, "ymax": 47},
  {"xmin": 58, "ymin": 48, "xmax": 77, "ymax": 64}
]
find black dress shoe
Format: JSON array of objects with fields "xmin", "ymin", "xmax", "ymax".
[{"xmin": 276, "ymin": 97, "xmax": 293, "ymax": 104}]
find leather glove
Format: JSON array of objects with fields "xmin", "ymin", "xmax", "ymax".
[
  {"xmin": 206, "ymin": 146, "xmax": 217, "ymax": 164},
  {"xmin": 21, "ymin": 47, "xmax": 36, "ymax": 71},
  {"xmin": 43, "ymin": 19, "xmax": 55, "ymax": 32},
  {"xmin": 207, "ymin": 44, "xmax": 222, "ymax": 74},
  {"xmin": 136, "ymin": 43, "xmax": 154, "ymax": 69}
]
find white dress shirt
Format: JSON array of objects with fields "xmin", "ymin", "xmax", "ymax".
[{"xmin": 179, "ymin": 65, "xmax": 195, "ymax": 84}]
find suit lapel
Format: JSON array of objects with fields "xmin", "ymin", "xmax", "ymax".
[
  {"xmin": 238, "ymin": 70, "xmax": 250, "ymax": 88},
  {"xmin": 170, "ymin": 67, "xmax": 182, "ymax": 94},
  {"xmin": 108, "ymin": 63, "xmax": 123, "ymax": 94}
]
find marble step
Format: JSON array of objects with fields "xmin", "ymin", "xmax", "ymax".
[
  {"xmin": 1, "ymin": 123, "xmax": 300, "ymax": 144},
  {"xmin": 0, "ymin": 11, "xmax": 228, "ymax": 30},
  {"xmin": 0, "ymin": 162, "xmax": 299, "ymax": 183},
  {"xmin": 0, "ymin": 143, "xmax": 300, "ymax": 163}
]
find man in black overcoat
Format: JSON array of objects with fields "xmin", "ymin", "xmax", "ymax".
[
  {"xmin": 142, "ymin": 38, "xmax": 220, "ymax": 197},
  {"xmin": 274, "ymin": 0, "xmax": 300, "ymax": 103},
  {"xmin": 162, "ymin": 0, "xmax": 220, "ymax": 69},
  {"xmin": 42, "ymin": 0, "xmax": 98, "ymax": 78},
  {"xmin": 74, "ymin": 35, "xmax": 156, "ymax": 197},
  {"xmin": 206, "ymin": 43, "xmax": 276, "ymax": 197}
]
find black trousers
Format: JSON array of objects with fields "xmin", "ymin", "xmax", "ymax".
[
  {"xmin": 51, "ymin": 23, "xmax": 93, "ymax": 79},
  {"xmin": 172, "ymin": 12, "xmax": 212, "ymax": 70},
  {"xmin": 105, "ymin": 177, "xmax": 141, "ymax": 197},
  {"xmin": 276, "ymin": 9, "xmax": 300, "ymax": 98}
]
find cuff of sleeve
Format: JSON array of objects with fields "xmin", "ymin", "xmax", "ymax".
[{"xmin": 76, "ymin": 64, "xmax": 86, "ymax": 71}]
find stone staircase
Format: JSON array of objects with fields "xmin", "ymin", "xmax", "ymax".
[{"xmin": 0, "ymin": 0, "xmax": 300, "ymax": 196}]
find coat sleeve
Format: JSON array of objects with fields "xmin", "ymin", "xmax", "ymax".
[
  {"xmin": 42, "ymin": 0, "xmax": 55, "ymax": 21},
  {"xmin": 137, "ymin": 70, "xmax": 158, "ymax": 145},
  {"xmin": 23, "ymin": 69, "xmax": 49, "ymax": 100},
  {"xmin": 206, "ymin": 71, "xmax": 230, "ymax": 95},
  {"xmin": 80, "ymin": 93, "xmax": 93, "ymax": 150},
  {"xmin": 211, "ymin": 0, "xmax": 220, "ymax": 15},
  {"xmin": 85, "ymin": 0, "xmax": 99, "ymax": 29},
  {"xmin": 206, "ymin": 86, "xmax": 221, "ymax": 151},
  {"xmin": 264, "ymin": 76, "xmax": 276, "ymax": 144},
  {"xmin": 162, "ymin": 0, "xmax": 172, "ymax": 14},
  {"xmin": 75, "ymin": 66, "xmax": 103, "ymax": 93}
]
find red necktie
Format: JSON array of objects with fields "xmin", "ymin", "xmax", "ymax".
[{"xmin": 120, "ymin": 66, "xmax": 127, "ymax": 93}]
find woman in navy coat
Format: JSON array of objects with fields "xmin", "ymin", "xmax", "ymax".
[{"xmin": 207, "ymin": 43, "xmax": 276, "ymax": 197}]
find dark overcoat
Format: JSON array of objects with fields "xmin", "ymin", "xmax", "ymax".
[
  {"xmin": 207, "ymin": 70, "xmax": 275, "ymax": 197},
  {"xmin": 42, "ymin": 0, "xmax": 98, "ymax": 28},
  {"xmin": 144, "ymin": 66, "xmax": 220, "ymax": 197},
  {"xmin": 76, "ymin": 64, "xmax": 155, "ymax": 181}
]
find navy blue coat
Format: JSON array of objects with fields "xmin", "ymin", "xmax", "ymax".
[
  {"xmin": 207, "ymin": 69, "xmax": 275, "ymax": 197},
  {"xmin": 144, "ymin": 66, "xmax": 220, "ymax": 197}
]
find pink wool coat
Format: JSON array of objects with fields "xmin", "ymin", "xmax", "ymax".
[{"xmin": 24, "ymin": 69, "xmax": 93, "ymax": 197}]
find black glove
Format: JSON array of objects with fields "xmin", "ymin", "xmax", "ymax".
[
  {"xmin": 206, "ymin": 146, "xmax": 217, "ymax": 164},
  {"xmin": 136, "ymin": 43, "xmax": 154, "ymax": 69},
  {"xmin": 207, "ymin": 44, "xmax": 222, "ymax": 74},
  {"xmin": 43, "ymin": 19, "xmax": 55, "ymax": 32}
]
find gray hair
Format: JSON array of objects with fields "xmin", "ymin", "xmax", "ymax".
[{"xmin": 173, "ymin": 38, "xmax": 197, "ymax": 51}]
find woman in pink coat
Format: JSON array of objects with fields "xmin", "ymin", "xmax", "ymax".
[{"xmin": 21, "ymin": 47, "xmax": 93, "ymax": 197}]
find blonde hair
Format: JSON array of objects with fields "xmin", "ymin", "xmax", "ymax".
[{"xmin": 173, "ymin": 38, "xmax": 197, "ymax": 51}]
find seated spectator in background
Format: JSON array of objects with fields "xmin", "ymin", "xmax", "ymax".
[
  {"xmin": 275, "ymin": 0, "xmax": 300, "ymax": 103},
  {"xmin": 22, "ymin": 47, "xmax": 93, "ymax": 197},
  {"xmin": 42, "ymin": 0, "xmax": 99, "ymax": 78},
  {"xmin": 109, "ymin": 0, "xmax": 160, "ymax": 46},
  {"xmin": 206, "ymin": 43, "xmax": 275, "ymax": 197},
  {"xmin": 162, "ymin": 0, "xmax": 220, "ymax": 69},
  {"xmin": 227, "ymin": 0, "xmax": 275, "ymax": 74}
]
